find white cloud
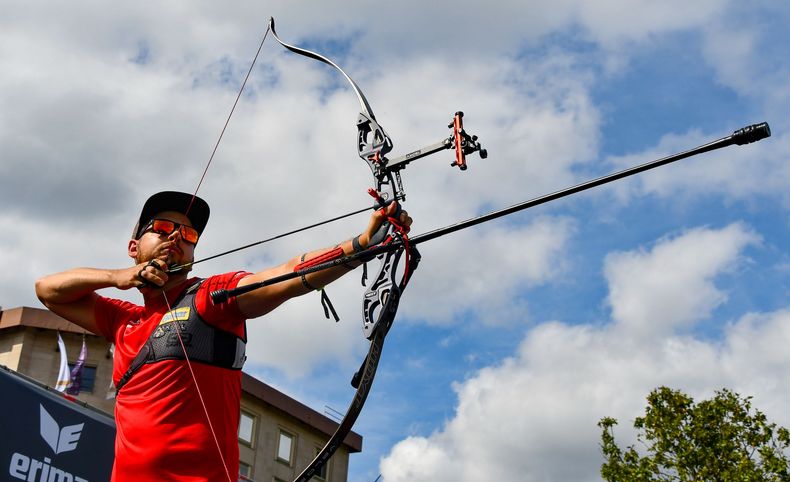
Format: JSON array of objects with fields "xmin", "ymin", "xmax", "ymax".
[
  {"xmin": 721, "ymin": 309, "xmax": 790, "ymax": 416},
  {"xmin": 380, "ymin": 223, "xmax": 787, "ymax": 482},
  {"xmin": 575, "ymin": 0, "xmax": 727, "ymax": 47},
  {"xmin": 605, "ymin": 223, "xmax": 761, "ymax": 336},
  {"xmin": 403, "ymin": 216, "xmax": 575, "ymax": 325}
]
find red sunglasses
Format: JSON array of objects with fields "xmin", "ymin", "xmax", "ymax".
[{"xmin": 141, "ymin": 219, "xmax": 200, "ymax": 245}]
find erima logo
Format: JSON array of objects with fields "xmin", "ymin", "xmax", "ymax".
[
  {"xmin": 7, "ymin": 406, "xmax": 89, "ymax": 481},
  {"xmin": 40, "ymin": 405, "xmax": 84, "ymax": 454},
  {"xmin": 9, "ymin": 454, "xmax": 88, "ymax": 482}
]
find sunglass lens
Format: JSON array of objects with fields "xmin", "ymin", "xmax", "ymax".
[
  {"xmin": 151, "ymin": 220, "xmax": 176, "ymax": 235},
  {"xmin": 181, "ymin": 226, "xmax": 199, "ymax": 244}
]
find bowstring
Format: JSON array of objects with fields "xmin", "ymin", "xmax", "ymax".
[
  {"xmin": 185, "ymin": 25, "xmax": 271, "ymax": 218},
  {"xmin": 167, "ymin": 23, "xmax": 272, "ymax": 482},
  {"xmin": 160, "ymin": 289, "xmax": 233, "ymax": 482}
]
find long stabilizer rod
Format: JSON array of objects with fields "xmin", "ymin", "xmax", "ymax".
[
  {"xmin": 411, "ymin": 122, "xmax": 770, "ymax": 245},
  {"xmin": 211, "ymin": 122, "xmax": 770, "ymax": 304}
]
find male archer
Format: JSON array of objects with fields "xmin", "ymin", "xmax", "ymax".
[{"xmin": 35, "ymin": 190, "xmax": 411, "ymax": 482}]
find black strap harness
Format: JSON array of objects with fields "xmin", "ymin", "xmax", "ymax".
[{"xmin": 116, "ymin": 279, "xmax": 247, "ymax": 393}]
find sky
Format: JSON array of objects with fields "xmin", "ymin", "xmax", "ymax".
[{"xmin": 2, "ymin": 1, "xmax": 789, "ymax": 481}]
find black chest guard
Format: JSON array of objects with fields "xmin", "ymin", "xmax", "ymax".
[{"xmin": 116, "ymin": 279, "xmax": 247, "ymax": 392}]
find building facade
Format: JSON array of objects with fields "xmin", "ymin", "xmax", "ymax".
[{"xmin": 0, "ymin": 306, "xmax": 361, "ymax": 482}]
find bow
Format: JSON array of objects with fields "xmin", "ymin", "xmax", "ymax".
[
  {"xmin": 265, "ymin": 17, "xmax": 486, "ymax": 482},
  {"xmin": 269, "ymin": 17, "xmax": 410, "ymax": 477}
]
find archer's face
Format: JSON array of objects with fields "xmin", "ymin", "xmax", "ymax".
[{"xmin": 130, "ymin": 211, "xmax": 196, "ymax": 268}]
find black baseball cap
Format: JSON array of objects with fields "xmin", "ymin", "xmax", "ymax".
[{"xmin": 132, "ymin": 191, "xmax": 210, "ymax": 240}]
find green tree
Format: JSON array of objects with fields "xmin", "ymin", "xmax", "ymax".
[{"xmin": 599, "ymin": 387, "xmax": 790, "ymax": 481}]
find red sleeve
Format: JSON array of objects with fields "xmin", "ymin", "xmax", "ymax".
[
  {"xmin": 94, "ymin": 295, "xmax": 143, "ymax": 342},
  {"xmin": 194, "ymin": 271, "xmax": 251, "ymax": 340}
]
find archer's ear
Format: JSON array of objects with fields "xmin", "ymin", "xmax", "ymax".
[{"xmin": 128, "ymin": 239, "xmax": 139, "ymax": 259}]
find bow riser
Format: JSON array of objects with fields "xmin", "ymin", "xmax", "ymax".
[{"xmin": 362, "ymin": 238, "xmax": 411, "ymax": 340}]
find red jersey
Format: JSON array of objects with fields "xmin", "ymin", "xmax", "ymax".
[{"xmin": 95, "ymin": 272, "xmax": 250, "ymax": 482}]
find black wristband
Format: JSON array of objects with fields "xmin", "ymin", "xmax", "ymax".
[
  {"xmin": 352, "ymin": 235, "xmax": 364, "ymax": 253},
  {"xmin": 299, "ymin": 253, "xmax": 319, "ymax": 291},
  {"xmin": 301, "ymin": 274, "xmax": 319, "ymax": 291}
]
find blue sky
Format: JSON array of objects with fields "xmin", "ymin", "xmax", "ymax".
[{"xmin": 2, "ymin": 1, "xmax": 789, "ymax": 481}]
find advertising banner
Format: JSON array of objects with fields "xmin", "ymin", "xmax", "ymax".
[{"xmin": 0, "ymin": 366, "xmax": 115, "ymax": 482}]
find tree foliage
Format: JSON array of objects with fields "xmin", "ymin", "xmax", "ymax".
[{"xmin": 599, "ymin": 387, "xmax": 790, "ymax": 481}]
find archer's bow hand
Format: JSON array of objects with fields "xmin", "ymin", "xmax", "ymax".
[{"xmin": 359, "ymin": 201, "xmax": 412, "ymax": 249}]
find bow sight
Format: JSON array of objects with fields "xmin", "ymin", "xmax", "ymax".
[{"xmin": 386, "ymin": 111, "xmax": 488, "ymax": 176}]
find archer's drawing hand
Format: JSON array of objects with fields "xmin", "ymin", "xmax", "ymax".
[{"xmin": 116, "ymin": 259, "xmax": 169, "ymax": 290}]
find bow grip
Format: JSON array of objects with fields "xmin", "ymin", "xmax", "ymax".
[
  {"xmin": 732, "ymin": 122, "xmax": 771, "ymax": 145},
  {"xmin": 365, "ymin": 189, "xmax": 401, "ymax": 247}
]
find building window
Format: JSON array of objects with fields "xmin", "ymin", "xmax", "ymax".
[
  {"xmin": 238, "ymin": 461, "xmax": 252, "ymax": 481},
  {"xmin": 314, "ymin": 447, "xmax": 329, "ymax": 481},
  {"xmin": 276, "ymin": 429, "xmax": 295, "ymax": 465},
  {"xmin": 238, "ymin": 410, "xmax": 255, "ymax": 446},
  {"xmin": 67, "ymin": 364, "xmax": 96, "ymax": 393}
]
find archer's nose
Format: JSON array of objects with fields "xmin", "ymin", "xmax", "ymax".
[{"xmin": 168, "ymin": 228, "xmax": 183, "ymax": 243}]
